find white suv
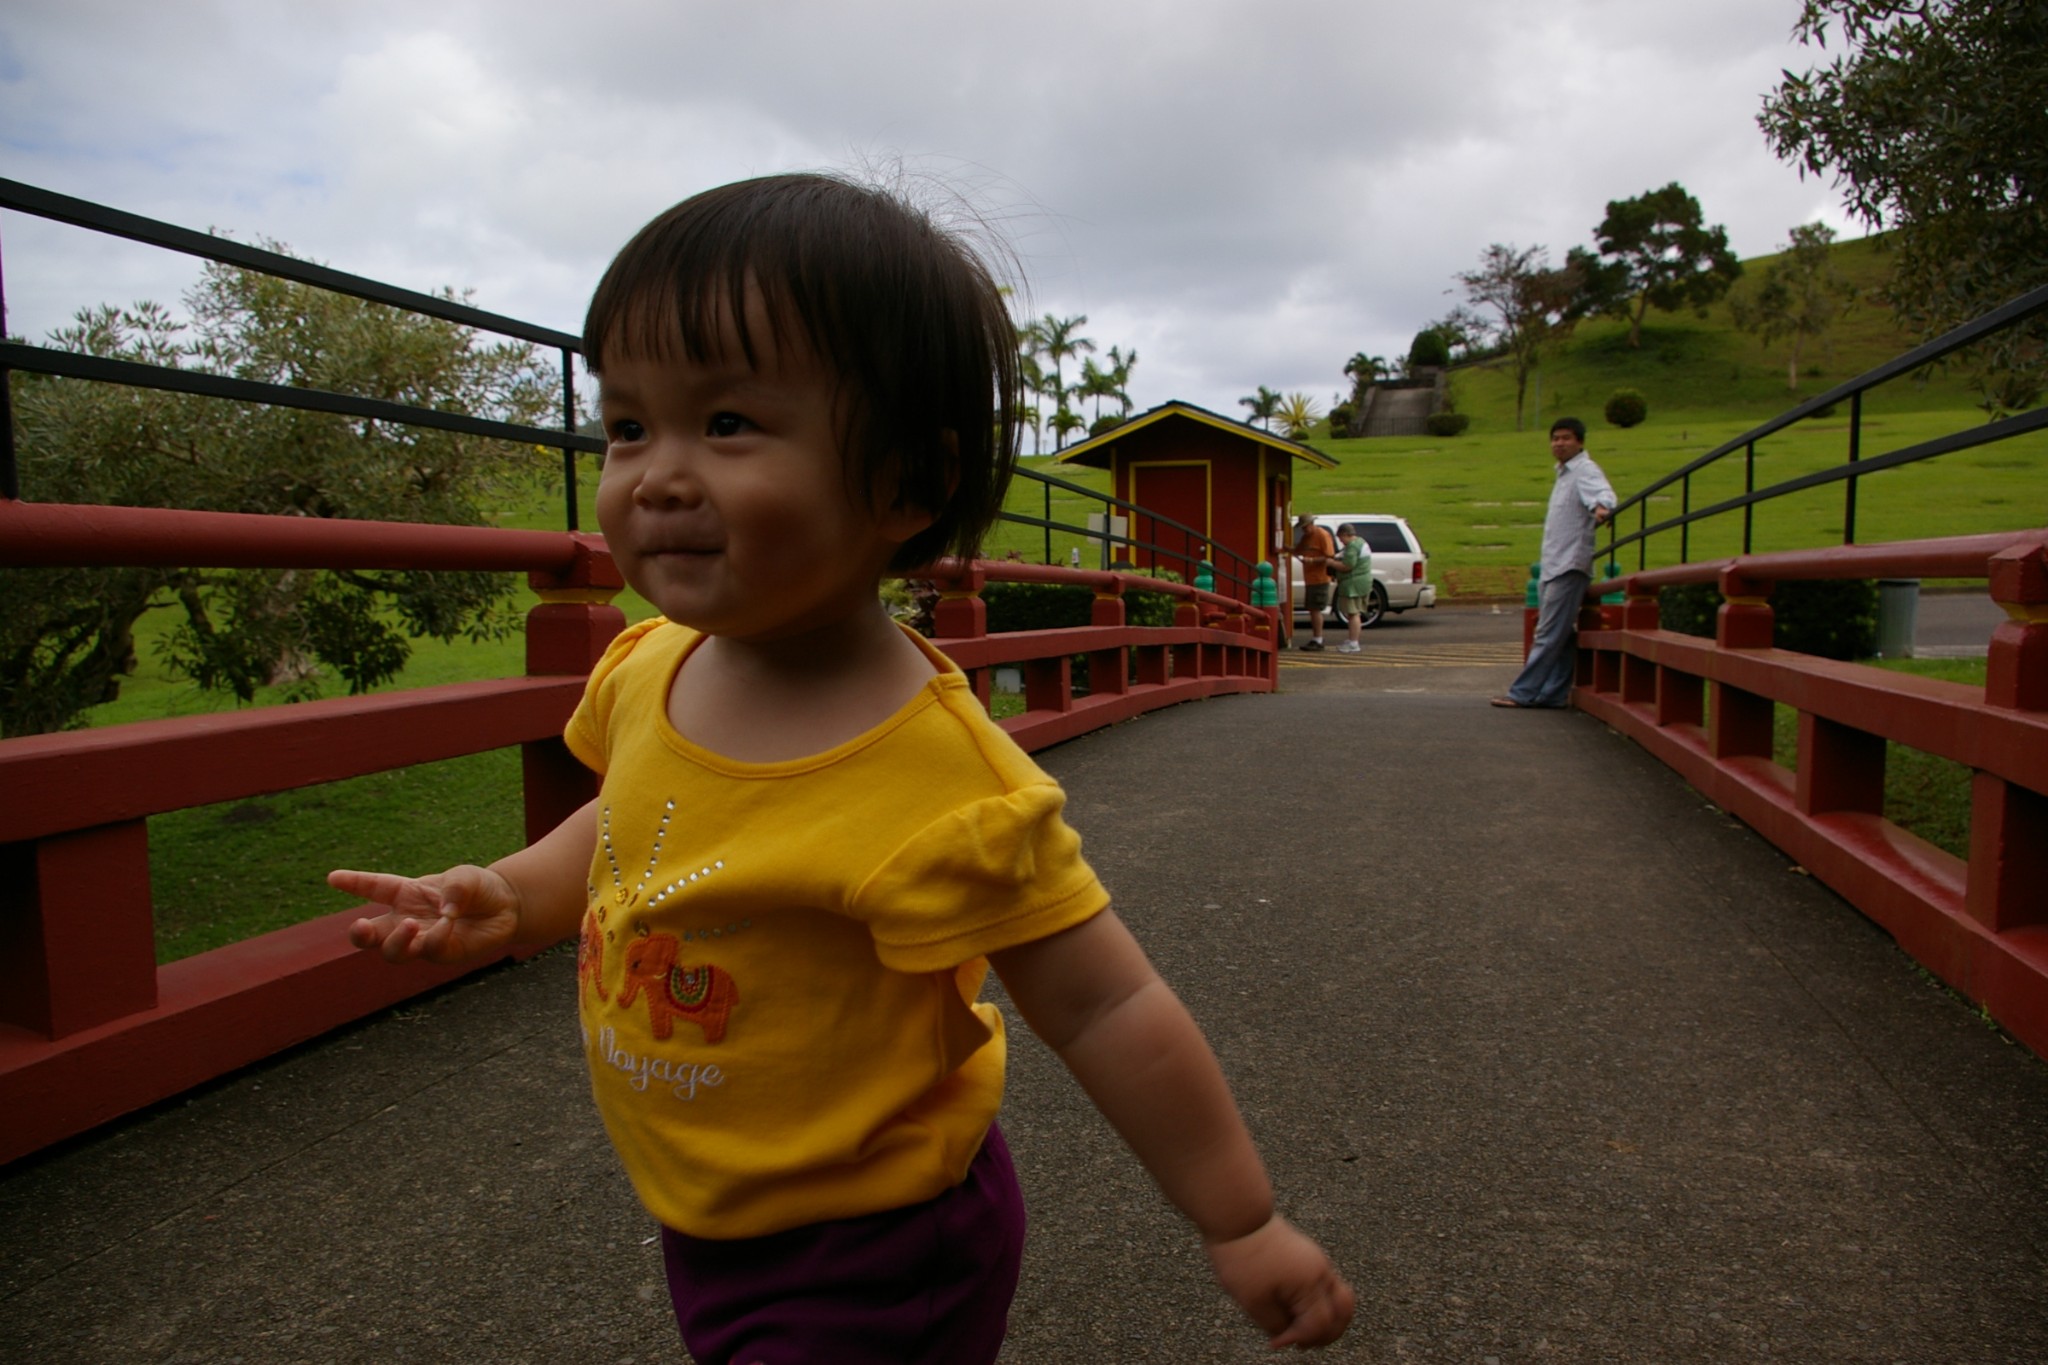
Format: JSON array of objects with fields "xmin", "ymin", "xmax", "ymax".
[{"xmin": 1290, "ymin": 514, "xmax": 1436, "ymax": 629}]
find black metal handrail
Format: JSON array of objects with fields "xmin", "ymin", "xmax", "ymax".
[
  {"xmin": 0, "ymin": 178, "xmax": 590, "ymax": 522},
  {"xmin": 1, "ymin": 179, "xmax": 1253, "ymax": 597},
  {"xmin": 0, "ymin": 343, "xmax": 603, "ymax": 456},
  {"xmin": 1601, "ymin": 279, "xmax": 2048, "ymax": 569}
]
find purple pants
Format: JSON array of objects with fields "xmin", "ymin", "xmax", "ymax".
[{"xmin": 660, "ymin": 1125, "xmax": 1026, "ymax": 1365}]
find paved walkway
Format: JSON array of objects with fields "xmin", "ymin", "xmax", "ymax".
[{"xmin": 5, "ymin": 606, "xmax": 2046, "ymax": 1363}]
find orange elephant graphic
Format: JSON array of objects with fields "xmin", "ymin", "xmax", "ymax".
[
  {"xmin": 616, "ymin": 930, "xmax": 739, "ymax": 1043},
  {"xmin": 576, "ymin": 906, "xmax": 608, "ymax": 1004}
]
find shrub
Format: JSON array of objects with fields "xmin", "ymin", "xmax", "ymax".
[
  {"xmin": 1656, "ymin": 582, "xmax": 1719, "ymax": 638},
  {"xmin": 1327, "ymin": 403, "xmax": 1355, "ymax": 437},
  {"xmin": 1424, "ymin": 411, "xmax": 1470, "ymax": 436},
  {"xmin": 1654, "ymin": 579, "xmax": 1878, "ymax": 659},
  {"xmin": 1605, "ymin": 389, "xmax": 1648, "ymax": 428},
  {"xmin": 1087, "ymin": 413, "xmax": 1127, "ymax": 437},
  {"xmin": 980, "ymin": 570, "xmax": 1186, "ymax": 634},
  {"xmin": 1407, "ymin": 328, "xmax": 1450, "ymax": 370}
]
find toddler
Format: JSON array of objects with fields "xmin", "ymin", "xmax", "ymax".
[{"xmin": 330, "ymin": 173, "xmax": 1354, "ymax": 1363}]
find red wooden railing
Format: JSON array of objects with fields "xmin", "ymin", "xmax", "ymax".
[
  {"xmin": 1567, "ymin": 529, "xmax": 2048, "ymax": 1056},
  {"xmin": 0, "ymin": 499, "xmax": 1273, "ymax": 1162}
]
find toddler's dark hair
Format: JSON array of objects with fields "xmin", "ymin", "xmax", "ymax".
[{"xmin": 583, "ymin": 173, "xmax": 1021, "ymax": 570}]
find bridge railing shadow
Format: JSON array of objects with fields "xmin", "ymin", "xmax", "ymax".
[{"xmin": 0, "ymin": 497, "xmax": 1273, "ymax": 1164}]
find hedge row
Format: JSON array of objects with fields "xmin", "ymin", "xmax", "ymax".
[{"xmin": 1654, "ymin": 579, "xmax": 1880, "ymax": 660}]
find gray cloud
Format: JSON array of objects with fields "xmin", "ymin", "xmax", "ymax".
[{"xmin": 2, "ymin": 0, "xmax": 1852, "ymax": 419}]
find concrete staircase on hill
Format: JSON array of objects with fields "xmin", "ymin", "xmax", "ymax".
[
  {"xmin": 1361, "ymin": 386, "xmax": 1435, "ymax": 436},
  {"xmin": 1350, "ymin": 366, "xmax": 1448, "ymax": 437}
]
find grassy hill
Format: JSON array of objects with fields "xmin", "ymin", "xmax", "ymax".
[
  {"xmin": 1296, "ymin": 232, "xmax": 2048, "ymax": 597},
  {"xmin": 1442, "ymin": 233, "xmax": 1988, "ymax": 429}
]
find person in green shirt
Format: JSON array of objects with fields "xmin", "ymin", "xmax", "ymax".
[{"xmin": 1331, "ymin": 523, "xmax": 1374, "ymax": 653}]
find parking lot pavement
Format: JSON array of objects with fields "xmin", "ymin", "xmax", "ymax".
[{"xmin": 1281, "ymin": 602, "xmax": 1525, "ymax": 695}]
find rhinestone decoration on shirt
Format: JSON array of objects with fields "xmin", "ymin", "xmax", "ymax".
[{"xmin": 594, "ymin": 799, "xmax": 727, "ymax": 915}]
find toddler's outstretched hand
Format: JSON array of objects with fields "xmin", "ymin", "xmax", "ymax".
[
  {"xmin": 328, "ymin": 864, "xmax": 521, "ymax": 965},
  {"xmin": 1206, "ymin": 1213, "xmax": 1356, "ymax": 1351}
]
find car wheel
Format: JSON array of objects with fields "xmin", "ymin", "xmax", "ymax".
[{"xmin": 1357, "ymin": 583, "xmax": 1387, "ymax": 630}]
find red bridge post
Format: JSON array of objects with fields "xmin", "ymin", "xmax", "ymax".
[
  {"xmin": 1969, "ymin": 543, "xmax": 2048, "ymax": 939},
  {"xmin": 1711, "ymin": 567, "xmax": 1777, "ymax": 762},
  {"xmin": 522, "ymin": 534, "xmax": 625, "ymax": 847}
]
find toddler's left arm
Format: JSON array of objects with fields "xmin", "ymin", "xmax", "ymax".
[{"xmin": 990, "ymin": 910, "xmax": 1355, "ymax": 1350}]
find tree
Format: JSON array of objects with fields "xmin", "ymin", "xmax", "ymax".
[
  {"xmin": 1455, "ymin": 243, "xmax": 1587, "ymax": 431},
  {"xmin": 1275, "ymin": 392, "xmax": 1323, "ymax": 441},
  {"xmin": 1589, "ymin": 182, "xmax": 1742, "ymax": 348},
  {"xmin": 1106, "ymin": 344, "xmax": 1138, "ymax": 417},
  {"xmin": 1238, "ymin": 385, "xmax": 1282, "ymax": 430},
  {"xmin": 1034, "ymin": 313, "xmax": 1094, "ymax": 419},
  {"xmin": 1342, "ymin": 352, "xmax": 1387, "ymax": 404},
  {"xmin": 1759, "ymin": 0, "xmax": 2048, "ymax": 414},
  {"xmin": 1049, "ymin": 405, "xmax": 1086, "ymax": 449},
  {"xmin": 1015, "ymin": 321, "xmax": 1048, "ymax": 456},
  {"xmin": 1729, "ymin": 222, "xmax": 1858, "ymax": 392},
  {"xmin": 1426, "ymin": 307, "xmax": 1489, "ymax": 364},
  {"xmin": 2, "ymin": 252, "xmax": 556, "ymax": 737},
  {"xmin": 1405, "ymin": 330, "xmax": 1450, "ymax": 371},
  {"xmin": 1076, "ymin": 356, "xmax": 1119, "ymax": 421}
]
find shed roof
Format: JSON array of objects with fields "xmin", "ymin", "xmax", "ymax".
[{"xmin": 1051, "ymin": 400, "xmax": 1338, "ymax": 471}]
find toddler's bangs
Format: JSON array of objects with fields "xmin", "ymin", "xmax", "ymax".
[{"xmin": 582, "ymin": 183, "xmax": 866, "ymax": 381}]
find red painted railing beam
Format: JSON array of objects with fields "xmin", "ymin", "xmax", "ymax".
[
  {"xmin": 0, "ymin": 498, "xmax": 584, "ymax": 573},
  {"xmin": 0, "ymin": 677, "xmax": 582, "ymax": 844}
]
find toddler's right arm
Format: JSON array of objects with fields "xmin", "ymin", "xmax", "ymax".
[{"xmin": 330, "ymin": 798, "xmax": 598, "ymax": 964}]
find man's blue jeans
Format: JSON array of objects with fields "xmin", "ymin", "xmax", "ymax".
[{"xmin": 1506, "ymin": 570, "xmax": 1590, "ymax": 707}]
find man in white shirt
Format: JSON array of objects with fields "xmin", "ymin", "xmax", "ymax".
[{"xmin": 1492, "ymin": 417, "xmax": 1616, "ymax": 708}]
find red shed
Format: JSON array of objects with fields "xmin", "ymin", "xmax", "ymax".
[{"xmin": 1054, "ymin": 400, "xmax": 1335, "ymax": 604}]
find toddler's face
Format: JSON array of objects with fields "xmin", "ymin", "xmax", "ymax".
[{"xmin": 594, "ymin": 289, "xmax": 931, "ymax": 643}]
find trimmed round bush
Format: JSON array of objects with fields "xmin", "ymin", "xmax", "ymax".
[
  {"xmin": 1424, "ymin": 411, "xmax": 1470, "ymax": 437},
  {"xmin": 1605, "ymin": 388, "xmax": 1648, "ymax": 428},
  {"xmin": 1088, "ymin": 413, "xmax": 1127, "ymax": 437},
  {"xmin": 1328, "ymin": 403, "xmax": 1355, "ymax": 437},
  {"xmin": 1408, "ymin": 328, "xmax": 1450, "ymax": 370}
]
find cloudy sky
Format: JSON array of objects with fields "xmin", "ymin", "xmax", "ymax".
[{"xmin": 1, "ymin": 0, "xmax": 1860, "ymax": 422}]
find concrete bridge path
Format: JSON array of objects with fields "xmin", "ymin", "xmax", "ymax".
[{"xmin": 4, "ymin": 605, "xmax": 2045, "ymax": 1363}]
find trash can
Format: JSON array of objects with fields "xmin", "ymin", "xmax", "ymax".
[{"xmin": 1877, "ymin": 578, "xmax": 1919, "ymax": 659}]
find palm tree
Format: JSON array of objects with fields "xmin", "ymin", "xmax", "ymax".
[
  {"xmin": 1276, "ymin": 391, "xmax": 1323, "ymax": 441},
  {"xmin": 1077, "ymin": 357, "xmax": 1119, "ymax": 421},
  {"xmin": 1050, "ymin": 405, "xmax": 1086, "ymax": 450},
  {"xmin": 1017, "ymin": 352, "xmax": 1048, "ymax": 456},
  {"xmin": 1238, "ymin": 386, "xmax": 1282, "ymax": 431},
  {"xmin": 1037, "ymin": 314, "xmax": 1095, "ymax": 418},
  {"xmin": 1033, "ymin": 362, "xmax": 1068, "ymax": 450},
  {"xmin": 1107, "ymin": 344, "xmax": 1138, "ymax": 417},
  {"xmin": 1343, "ymin": 352, "xmax": 1387, "ymax": 403}
]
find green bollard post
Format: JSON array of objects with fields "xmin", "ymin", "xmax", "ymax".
[
  {"xmin": 1250, "ymin": 561, "xmax": 1278, "ymax": 608},
  {"xmin": 1600, "ymin": 561, "xmax": 1625, "ymax": 605},
  {"xmin": 1524, "ymin": 562, "xmax": 1542, "ymax": 609}
]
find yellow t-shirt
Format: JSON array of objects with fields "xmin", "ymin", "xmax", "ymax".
[{"xmin": 564, "ymin": 618, "xmax": 1110, "ymax": 1238}]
